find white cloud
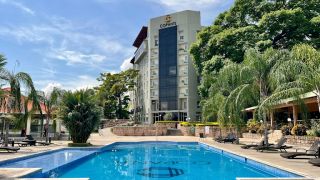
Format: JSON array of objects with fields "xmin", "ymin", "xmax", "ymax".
[
  {"xmin": 48, "ymin": 49, "xmax": 106, "ymax": 66},
  {"xmin": 40, "ymin": 75, "xmax": 100, "ymax": 92},
  {"xmin": 120, "ymin": 57, "xmax": 133, "ymax": 71},
  {"xmin": 0, "ymin": 0, "xmax": 35, "ymax": 15},
  {"xmin": 42, "ymin": 82, "xmax": 62, "ymax": 95}
]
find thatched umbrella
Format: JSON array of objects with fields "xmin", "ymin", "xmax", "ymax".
[{"xmin": 0, "ymin": 114, "xmax": 15, "ymax": 147}]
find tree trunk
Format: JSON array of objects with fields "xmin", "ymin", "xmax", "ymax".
[
  {"xmin": 263, "ymin": 112, "xmax": 269, "ymax": 146},
  {"xmin": 317, "ymin": 94, "xmax": 320, "ymax": 113},
  {"xmin": 46, "ymin": 111, "xmax": 50, "ymax": 143},
  {"xmin": 40, "ymin": 116, "xmax": 44, "ymax": 138},
  {"xmin": 4, "ymin": 120, "xmax": 9, "ymax": 147}
]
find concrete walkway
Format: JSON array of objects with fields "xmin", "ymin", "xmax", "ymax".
[{"xmin": 0, "ymin": 128, "xmax": 319, "ymax": 179}]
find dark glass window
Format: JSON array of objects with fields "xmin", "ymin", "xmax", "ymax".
[{"xmin": 159, "ymin": 26, "xmax": 177, "ymax": 110}]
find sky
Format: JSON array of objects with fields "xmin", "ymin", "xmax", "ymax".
[{"xmin": 0, "ymin": 0, "xmax": 234, "ymax": 92}]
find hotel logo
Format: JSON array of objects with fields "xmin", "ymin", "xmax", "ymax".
[
  {"xmin": 165, "ymin": 15, "xmax": 172, "ymax": 23},
  {"xmin": 160, "ymin": 15, "xmax": 176, "ymax": 29}
]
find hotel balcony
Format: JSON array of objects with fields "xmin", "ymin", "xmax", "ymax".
[{"xmin": 134, "ymin": 40, "xmax": 148, "ymax": 63}]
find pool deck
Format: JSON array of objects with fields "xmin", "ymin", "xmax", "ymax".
[{"xmin": 0, "ymin": 128, "xmax": 319, "ymax": 179}]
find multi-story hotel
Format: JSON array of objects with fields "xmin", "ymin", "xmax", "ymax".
[{"xmin": 130, "ymin": 10, "xmax": 202, "ymax": 124}]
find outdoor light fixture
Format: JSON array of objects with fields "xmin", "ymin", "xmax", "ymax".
[{"xmin": 287, "ymin": 118, "xmax": 292, "ymax": 122}]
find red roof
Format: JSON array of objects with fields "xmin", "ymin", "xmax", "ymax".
[{"xmin": 0, "ymin": 88, "xmax": 47, "ymax": 114}]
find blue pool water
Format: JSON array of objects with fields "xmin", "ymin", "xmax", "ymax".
[{"xmin": 0, "ymin": 142, "xmax": 301, "ymax": 180}]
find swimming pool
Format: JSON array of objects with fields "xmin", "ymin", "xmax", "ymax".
[{"xmin": 0, "ymin": 142, "xmax": 302, "ymax": 179}]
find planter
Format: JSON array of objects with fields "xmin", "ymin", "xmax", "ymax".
[
  {"xmin": 285, "ymin": 135, "xmax": 320, "ymax": 146},
  {"xmin": 68, "ymin": 143, "xmax": 92, "ymax": 147}
]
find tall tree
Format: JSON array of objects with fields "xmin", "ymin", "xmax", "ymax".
[
  {"xmin": 38, "ymin": 87, "xmax": 63, "ymax": 142},
  {"xmin": 97, "ymin": 69, "xmax": 138, "ymax": 119},
  {"xmin": 219, "ymin": 48, "xmax": 290, "ymax": 144},
  {"xmin": 0, "ymin": 55, "xmax": 42, "ymax": 146},
  {"xmin": 263, "ymin": 44, "xmax": 320, "ymax": 113},
  {"xmin": 191, "ymin": 0, "xmax": 320, "ymax": 87}
]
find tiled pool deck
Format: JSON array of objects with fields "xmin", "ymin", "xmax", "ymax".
[{"xmin": 0, "ymin": 129, "xmax": 319, "ymax": 179}]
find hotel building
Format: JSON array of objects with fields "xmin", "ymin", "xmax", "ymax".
[{"xmin": 130, "ymin": 10, "xmax": 202, "ymax": 124}]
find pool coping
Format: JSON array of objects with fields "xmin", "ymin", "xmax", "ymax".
[
  {"xmin": 199, "ymin": 142, "xmax": 311, "ymax": 179},
  {"xmin": 0, "ymin": 146, "xmax": 105, "ymax": 178},
  {"xmin": 0, "ymin": 141, "xmax": 315, "ymax": 179}
]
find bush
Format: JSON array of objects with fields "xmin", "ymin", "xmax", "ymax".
[
  {"xmin": 257, "ymin": 123, "xmax": 271, "ymax": 135},
  {"xmin": 180, "ymin": 121, "xmax": 219, "ymax": 126},
  {"xmin": 281, "ymin": 125, "xmax": 291, "ymax": 135},
  {"xmin": 306, "ymin": 120, "xmax": 320, "ymax": 137},
  {"xmin": 291, "ymin": 124, "xmax": 307, "ymax": 136},
  {"xmin": 59, "ymin": 89, "xmax": 101, "ymax": 143},
  {"xmin": 163, "ymin": 113, "xmax": 173, "ymax": 121},
  {"xmin": 246, "ymin": 119, "xmax": 260, "ymax": 133}
]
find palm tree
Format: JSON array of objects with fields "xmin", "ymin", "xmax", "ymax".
[
  {"xmin": 263, "ymin": 44, "xmax": 320, "ymax": 113},
  {"xmin": 38, "ymin": 87, "xmax": 63, "ymax": 142},
  {"xmin": 221, "ymin": 48, "xmax": 290, "ymax": 145},
  {"xmin": 0, "ymin": 54, "xmax": 7, "ymax": 139},
  {"xmin": 0, "ymin": 66, "xmax": 42, "ymax": 146}
]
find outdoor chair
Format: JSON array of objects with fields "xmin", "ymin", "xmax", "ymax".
[
  {"xmin": 309, "ymin": 158, "xmax": 320, "ymax": 166},
  {"xmin": 0, "ymin": 146, "xmax": 20, "ymax": 153},
  {"xmin": 216, "ymin": 133, "xmax": 237, "ymax": 144},
  {"xmin": 280, "ymin": 140, "xmax": 319, "ymax": 159},
  {"xmin": 255, "ymin": 137, "xmax": 292, "ymax": 152},
  {"xmin": 241, "ymin": 138, "xmax": 266, "ymax": 149}
]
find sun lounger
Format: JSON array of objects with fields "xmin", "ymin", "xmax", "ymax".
[
  {"xmin": 15, "ymin": 142, "xmax": 29, "ymax": 147},
  {"xmin": 309, "ymin": 158, "xmax": 320, "ymax": 166},
  {"xmin": 255, "ymin": 137, "xmax": 292, "ymax": 152},
  {"xmin": 36, "ymin": 141, "xmax": 51, "ymax": 146},
  {"xmin": 241, "ymin": 138, "xmax": 265, "ymax": 149},
  {"xmin": 280, "ymin": 141, "xmax": 319, "ymax": 159},
  {"xmin": 0, "ymin": 146, "xmax": 20, "ymax": 152},
  {"xmin": 22, "ymin": 139, "xmax": 36, "ymax": 146},
  {"xmin": 215, "ymin": 133, "xmax": 237, "ymax": 143}
]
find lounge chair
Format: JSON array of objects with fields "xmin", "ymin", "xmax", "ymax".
[
  {"xmin": 280, "ymin": 141, "xmax": 319, "ymax": 159},
  {"xmin": 241, "ymin": 138, "xmax": 265, "ymax": 149},
  {"xmin": 255, "ymin": 137, "xmax": 292, "ymax": 152},
  {"xmin": 309, "ymin": 158, "xmax": 320, "ymax": 166},
  {"xmin": 216, "ymin": 133, "xmax": 237, "ymax": 143},
  {"xmin": 36, "ymin": 141, "xmax": 51, "ymax": 146},
  {"xmin": 0, "ymin": 146, "xmax": 20, "ymax": 152}
]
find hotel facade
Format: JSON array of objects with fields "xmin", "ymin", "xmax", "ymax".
[{"xmin": 130, "ymin": 10, "xmax": 202, "ymax": 124}]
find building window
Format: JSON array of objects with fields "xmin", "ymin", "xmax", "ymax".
[
  {"xmin": 155, "ymin": 39, "xmax": 158, "ymax": 46},
  {"xmin": 180, "ymin": 36, "xmax": 184, "ymax": 40},
  {"xmin": 197, "ymin": 101, "xmax": 200, "ymax": 108},
  {"xmin": 184, "ymin": 56, "xmax": 188, "ymax": 63},
  {"xmin": 183, "ymin": 101, "xmax": 187, "ymax": 109},
  {"xmin": 160, "ymin": 102, "xmax": 168, "ymax": 110},
  {"xmin": 169, "ymin": 66, "xmax": 177, "ymax": 75}
]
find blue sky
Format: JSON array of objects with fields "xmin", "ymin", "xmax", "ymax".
[{"xmin": 0, "ymin": 0, "xmax": 234, "ymax": 92}]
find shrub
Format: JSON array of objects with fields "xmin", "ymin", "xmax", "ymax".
[
  {"xmin": 306, "ymin": 120, "xmax": 320, "ymax": 137},
  {"xmin": 246, "ymin": 119, "xmax": 260, "ymax": 133},
  {"xmin": 180, "ymin": 121, "xmax": 219, "ymax": 126},
  {"xmin": 163, "ymin": 113, "xmax": 173, "ymax": 121},
  {"xmin": 59, "ymin": 89, "xmax": 101, "ymax": 143},
  {"xmin": 291, "ymin": 124, "xmax": 307, "ymax": 136},
  {"xmin": 257, "ymin": 123, "xmax": 270, "ymax": 135},
  {"xmin": 281, "ymin": 125, "xmax": 291, "ymax": 135}
]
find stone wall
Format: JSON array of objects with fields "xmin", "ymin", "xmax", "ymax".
[
  {"xmin": 178, "ymin": 125, "xmax": 195, "ymax": 136},
  {"xmin": 286, "ymin": 135, "xmax": 320, "ymax": 146},
  {"xmin": 111, "ymin": 126, "xmax": 167, "ymax": 136},
  {"xmin": 194, "ymin": 126, "xmax": 236, "ymax": 138},
  {"xmin": 156, "ymin": 122, "xmax": 178, "ymax": 129}
]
